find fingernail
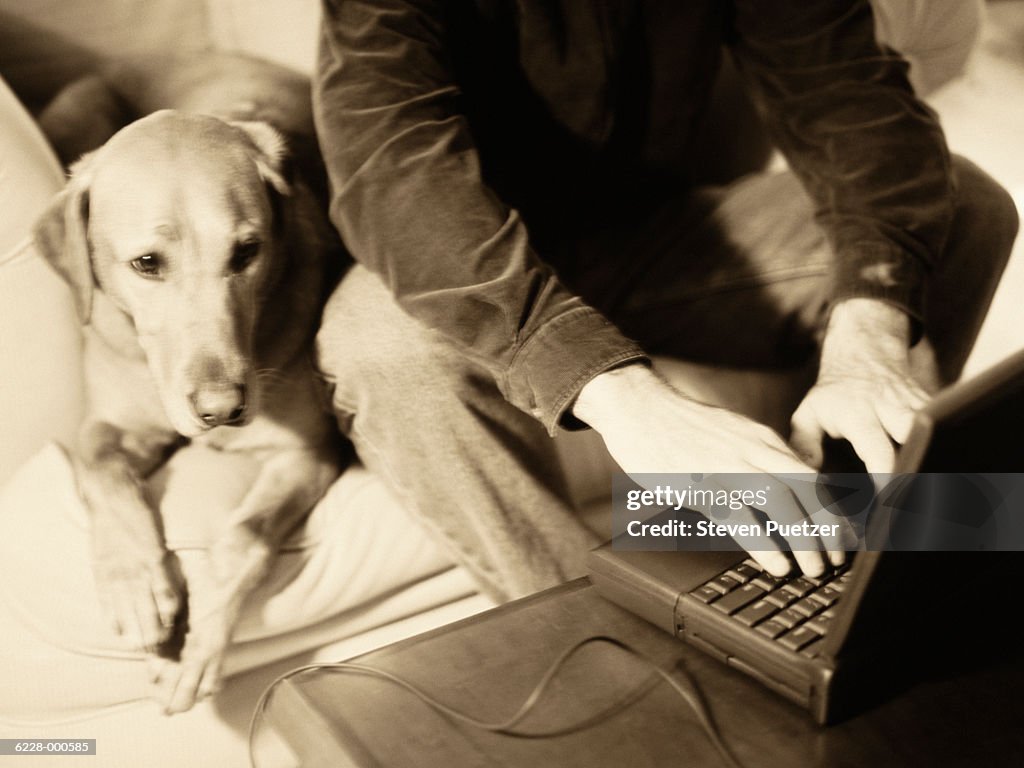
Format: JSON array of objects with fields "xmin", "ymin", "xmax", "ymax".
[{"xmin": 803, "ymin": 562, "xmax": 825, "ymax": 578}]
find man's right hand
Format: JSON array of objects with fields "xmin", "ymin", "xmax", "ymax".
[{"xmin": 572, "ymin": 363, "xmax": 848, "ymax": 577}]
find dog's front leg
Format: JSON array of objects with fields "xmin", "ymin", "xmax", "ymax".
[
  {"xmin": 75, "ymin": 421, "xmax": 184, "ymax": 651},
  {"xmin": 156, "ymin": 447, "xmax": 340, "ymax": 714}
]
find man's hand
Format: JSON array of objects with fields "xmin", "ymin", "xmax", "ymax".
[
  {"xmin": 790, "ymin": 298, "xmax": 930, "ymax": 474},
  {"xmin": 574, "ymin": 364, "xmax": 848, "ymax": 577}
]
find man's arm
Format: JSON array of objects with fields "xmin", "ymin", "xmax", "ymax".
[
  {"xmin": 313, "ymin": 0, "xmax": 645, "ymax": 433},
  {"xmin": 729, "ymin": 0, "xmax": 957, "ymax": 471},
  {"xmin": 790, "ymin": 299, "xmax": 929, "ymax": 473},
  {"xmin": 574, "ymin": 363, "xmax": 845, "ymax": 577},
  {"xmin": 316, "ymin": 0, "xmax": 845, "ymax": 575}
]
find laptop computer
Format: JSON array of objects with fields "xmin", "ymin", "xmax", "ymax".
[{"xmin": 588, "ymin": 348, "xmax": 1024, "ymax": 724}]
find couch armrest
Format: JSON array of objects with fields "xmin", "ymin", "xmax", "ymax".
[{"xmin": 0, "ymin": 77, "xmax": 83, "ymax": 485}]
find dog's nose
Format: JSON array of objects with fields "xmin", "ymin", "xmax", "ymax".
[{"xmin": 191, "ymin": 385, "xmax": 247, "ymax": 427}]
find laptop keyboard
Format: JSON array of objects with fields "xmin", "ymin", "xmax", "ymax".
[{"xmin": 688, "ymin": 558, "xmax": 853, "ymax": 659}]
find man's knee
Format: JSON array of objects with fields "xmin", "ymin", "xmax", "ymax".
[
  {"xmin": 950, "ymin": 156, "xmax": 1019, "ymax": 274},
  {"xmin": 923, "ymin": 156, "xmax": 1019, "ymax": 380},
  {"xmin": 315, "ymin": 266, "xmax": 489, "ymax": 415},
  {"xmin": 939, "ymin": 155, "xmax": 1018, "ymax": 319}
]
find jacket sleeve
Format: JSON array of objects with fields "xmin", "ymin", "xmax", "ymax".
[
  {"xmin": 313, "ymin": 0, "xmax": 646, "ymax": 433},
  {"xmin": 730, "ymin": 0, "xmax": 957, "ymax": 330}
]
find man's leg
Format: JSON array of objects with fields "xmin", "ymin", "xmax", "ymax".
[
  {"xmin": 568, "ymin": 156, "xmax": 1018, "ymax": 411},
  {"xmin": 314, "ymin": 157, "xmax": 1015, "ymax": 601},
  {"xmin": 315, "ymin": 266, "xmax": 598, "ymax": 602}
]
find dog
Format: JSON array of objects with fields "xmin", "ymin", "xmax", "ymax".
[{"xmin": 33, "ymin": 54, "xmax": 347, "ymax": 714}]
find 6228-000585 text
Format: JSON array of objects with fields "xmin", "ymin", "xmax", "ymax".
[{"xmin": 0, "ymin": 740, "xmax": 96, "ymax": 755}]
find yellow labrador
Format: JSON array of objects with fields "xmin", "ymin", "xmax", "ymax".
[{"xmin": 33, "ymin": 57, "xmax": 346, "ymax": 714}]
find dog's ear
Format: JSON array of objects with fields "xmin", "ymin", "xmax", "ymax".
[
  {"xmin": 231, "ymin": 121, "xmax": 291, "ymax": 197},
  {"xmin": 33, "ymin": 154, "xmax": 95, "ymax": 324}
]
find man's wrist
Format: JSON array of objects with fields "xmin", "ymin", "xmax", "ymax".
[
  {"xmin": 827, "ymin": 298, "xmax": 910, "ymax": 338},
  {"xmin": 572, "ymin": 362, "xmax": 658, "ymax": 428},
  {"xmin": 823, "ymin": 298, "xmax": 912, "ymax": 364}
]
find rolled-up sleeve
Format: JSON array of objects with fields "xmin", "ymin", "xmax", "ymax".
[
  {"xmin": 730, "ymin": 0, "xmax": 957, "ymax": 329},
  {"xmin": 313, "ymin": 0, "xmax": 645, "ymax": 433}
]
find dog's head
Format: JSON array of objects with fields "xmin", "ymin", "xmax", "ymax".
[{"xmin": 34, "ymin": 110, "xmax": 292, "ymax": 437}]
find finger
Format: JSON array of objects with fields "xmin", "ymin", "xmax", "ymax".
[
  {"xmin": 747, "ymin": 549, "xmax": 792, "ymax": 578},
  {"xmin": 789, "ymin": 406, "xmax": 826, "ymax": 470},
  {"xmin": 708, "ymin": 500, "xmax": 790, "ymax": 577},
  {"xmin": 197, "ymin": 653, "xmax": 225, "ymax": 701},
  {"xmin": 712, "ymin": 474, "xmax": 821, "ymax": 575},
  {"xmin": 808, "ymin": 504, "xmax": 856, "ymax": 567},
  {"xmin": 837, "ymin": 417, "xmax": 896, "ymax": 475},
  {"xmin": 164, "ymin": 658, "xmax": 205, "ymax": 715},
  {"xmin": 876, "ymin": 398, "xmax": 919, "ymax": 446},
  {"xmin": 755, "ymin": 483, "xmax": 827, "ymax": 577},
  {"xmin": 112, "ymin": 579, "xmax": 163, "ymax": 650},
  {"xmin": 151, "ymin": 579, "xmax": 181, "ymax": 634},
  {"xmin": 132, "ymin": 595, "xmax": 164, "ymax": 652},
  {"xmin": 110, "ymin": 581, "xmax": 140, "ymax": 644},
  {"xmin": 777, "ymin": 474, "xmax": 848, "ymax": 568},
  {"xmin": 792, "ymin": 546, "xmax": 827, "ymax": 578}
]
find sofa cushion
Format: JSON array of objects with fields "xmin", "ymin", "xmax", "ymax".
[
  {"xmin": 0, "ymin": 442, "xmax": 469, "ymax": 721},
  {"xmin": 0, "ymin": 1, "xmax": 211, "ymax": 106},
  {"xmin": 0, "ymin": 76, "xmax": 85, "ymax": 486}
]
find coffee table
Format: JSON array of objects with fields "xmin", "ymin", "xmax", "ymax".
[{"xmin": 262, "ymin": 578, "xmax": 1024, "ymax": 767}]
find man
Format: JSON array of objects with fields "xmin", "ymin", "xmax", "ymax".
[{"xmin": 312, "ymin": 0, "xmax": 1019, "ymax": 599}]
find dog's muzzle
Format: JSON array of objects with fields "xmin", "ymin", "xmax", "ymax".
[{"xmin": 190, "ymin": 384, "xmax": 247, "ymax": 428}]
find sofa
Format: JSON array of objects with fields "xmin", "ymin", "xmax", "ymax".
[{"xmin": 0, "ymin": 1, "xmax": 995, "ymax": 766}]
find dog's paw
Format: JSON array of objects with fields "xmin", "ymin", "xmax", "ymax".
[
  {"xmin": 91, "ymin": 543, "xmax": 182, "ymax": 650},
  {"xmin": 150, "ymin": 623, "xmax": 230, "ymax": 715}
]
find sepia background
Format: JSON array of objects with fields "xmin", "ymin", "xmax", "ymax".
[{"xmin": 0, "ymin": 1, "xmax": 1022, "ymax": 766}]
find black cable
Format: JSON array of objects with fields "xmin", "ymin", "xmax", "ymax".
[{"xmin": 247, "ymin": 634, "xmax": 745, "ymax": 768}]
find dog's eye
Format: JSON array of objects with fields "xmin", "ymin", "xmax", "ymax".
[
  {"xmin": 230, "ymin": 240, "xmax": 261, "ymax": 273},
  {"xmin": 130, "ymin": 253, "xmax": 163, "ymax": 277}
]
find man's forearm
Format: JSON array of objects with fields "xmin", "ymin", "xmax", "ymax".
[
  {"xmin": 821, "ymin": 298, "xmax": 913, "ymax": 372},
  {"xmin": 314, "ymin": 0, "xmax": 646, "ymax": 432}
]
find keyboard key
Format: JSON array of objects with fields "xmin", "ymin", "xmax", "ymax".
[
  {"xmin": 782, "ymin": 577, "xmax": 817, "ymax": 598},
  {"xmin": 724, "ymin": 568, "xmax": 752, "ymax": 584},
  {"xmin": 773, "ymin": 608, "xmax": 806, "ymax": 629},
  {"xmin": 800, "ymin": 637, "xmax": 826, "ymax": 658},
  {"xmin": 709, "ymin": 575, "xmax": 742, "ymax": 595},
  {"xmin": 805, "ymin": 612, "xmax": 836, "ymax": 635},
  {"xmin": 734, "ymin": 563, "xmax": 762, "ymax": 581},
  {"xmin": 734, "ymin": 599, "xmax": 778, "ymax": 627},
  {"xmin": 741, "ymin": 559, "xmax": 764, "ymax": 572},
  {"xmin": 755, "ymin": 619, "xmax": 788, "ymax": 640},
  {"xmin": 779, "ymin": 625, "xmax": 820, "ymax": 652},
  {"xmin": 752, "ymin": 574, "xmax": 785, "ymax": 592},
  {"xmin": 712, "ymin": 584, "xmax": 765, "ymax": 616},
  {"xmin": 763, "ymin": 589, "xmax": 798, "ymax": 609},
  {"xmin": 791, "ymin": 597, "xmax": 825, "ymax": 618},
  {"xmin": 809, "ymin": 586, "xmax": 842, "ymax": 608},
  {"xmin": 691, "ymin": 585, "xmax": 722, "ymax": 604}
]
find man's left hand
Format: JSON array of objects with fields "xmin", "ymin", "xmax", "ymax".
[{"xmin": 790, "ymin": 298, "xmax": 930, "ymax": 474}]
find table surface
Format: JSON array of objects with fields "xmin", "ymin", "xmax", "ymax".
[{"xmin": 264, "ymin": 578, "xmax": 1024, "ymax": 768}]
